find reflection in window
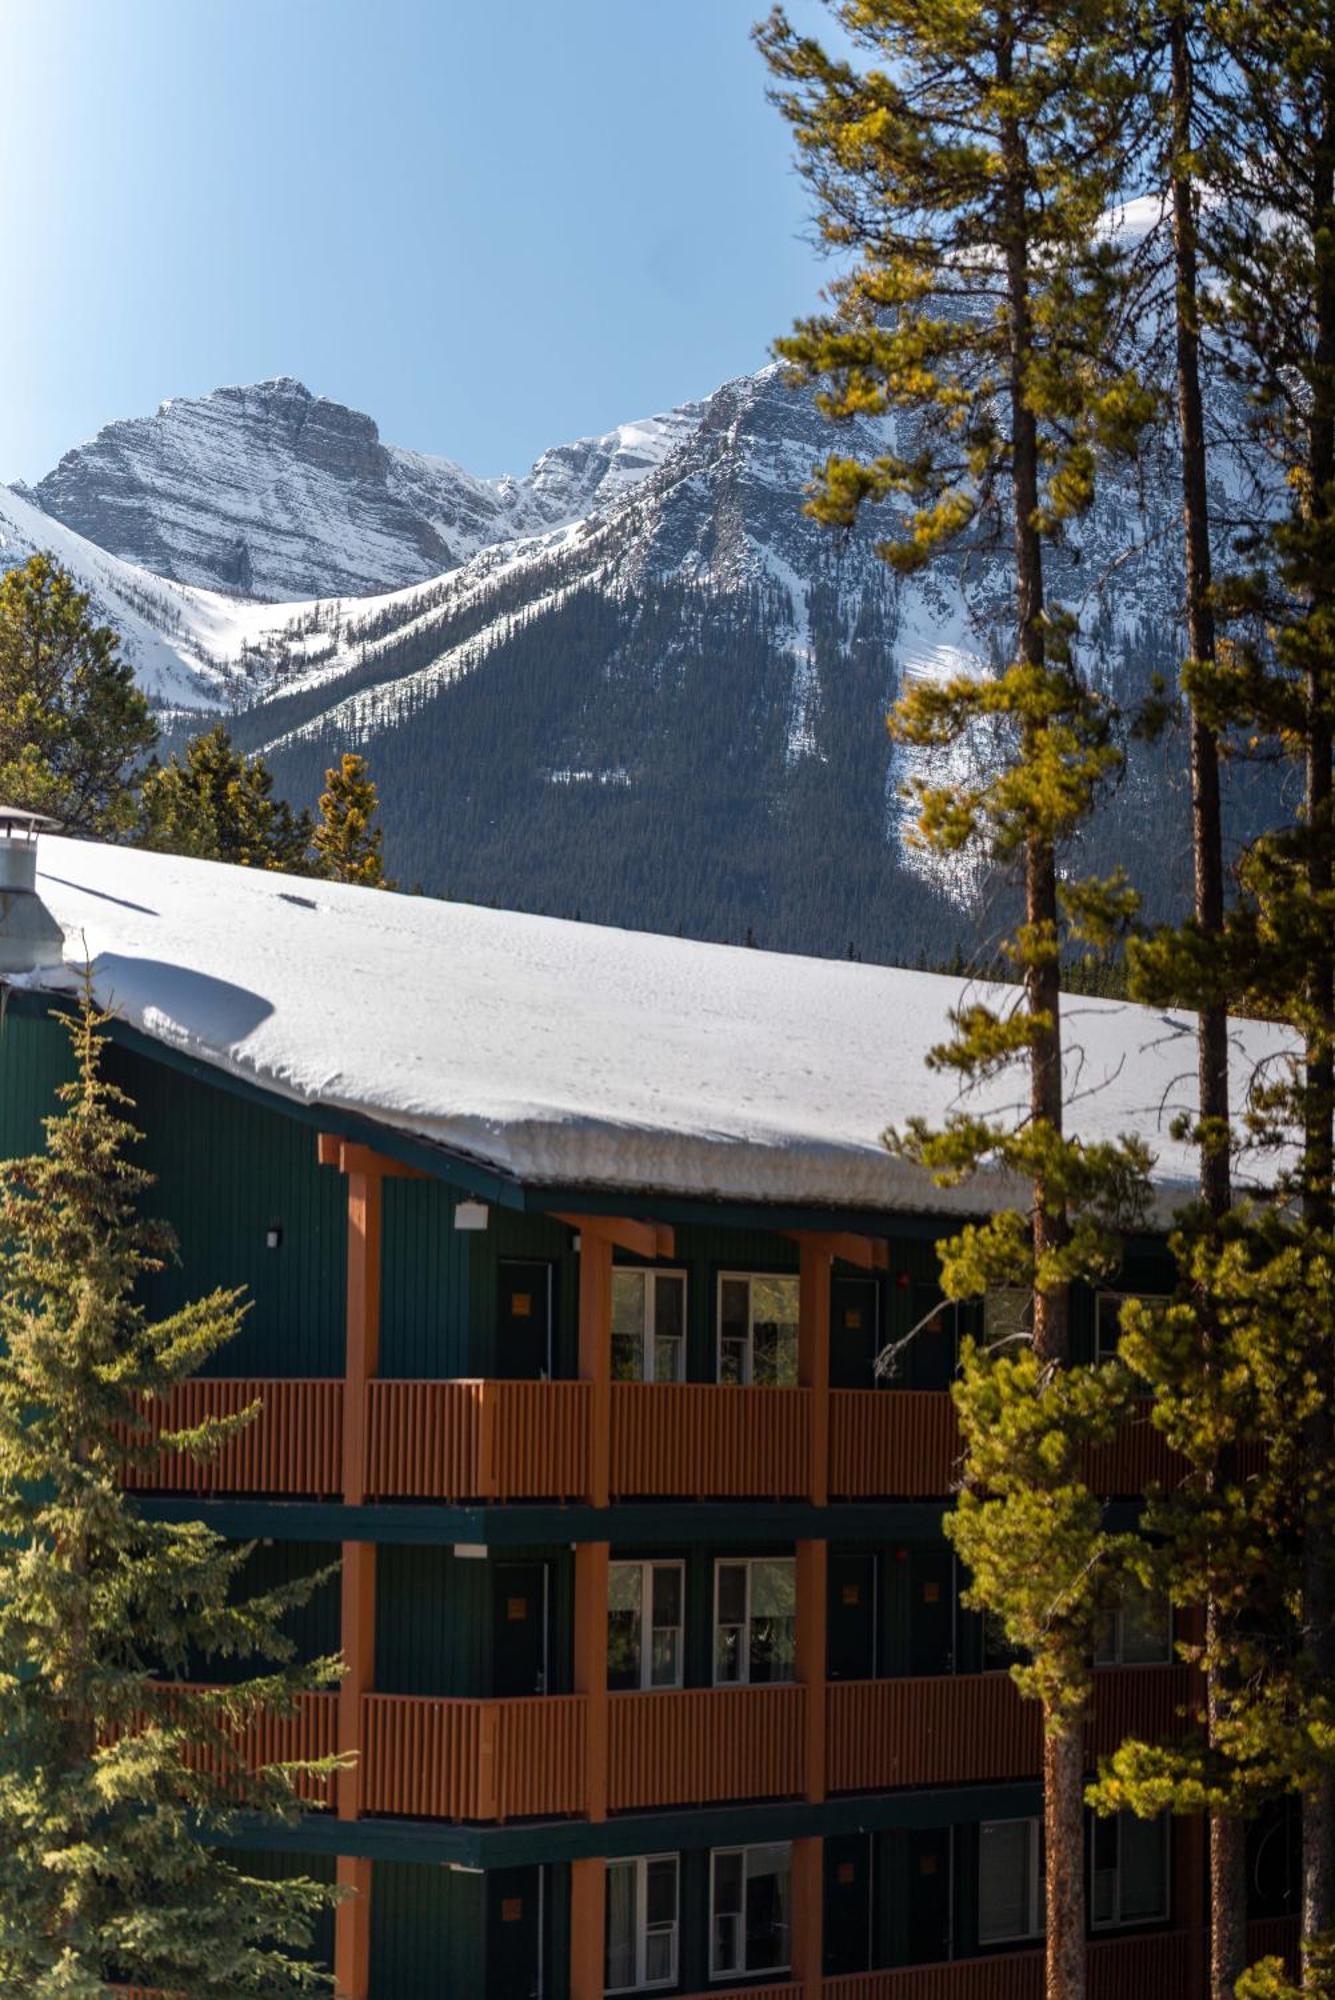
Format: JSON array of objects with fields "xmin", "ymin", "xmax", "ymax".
[
  {"xmin": 718, "ymin": 1273, "xmax": 799, "ymax": 1385},
  {"xmin": 714, "ymin": 1558, "xmax": 796, "ymax": 1685},
  {"xmin": 710, "ymin": 1842, "xmax": 791, "ymax": 1976},
  {"xmin": 608, "ymin": 1560, "xmax": 684, "ymax": 1691},
  {"xmin": 1094, "ymin": 1585, "xmax": 1172, "ymax": 1666},
  {"xmin": 1091, "ymin": 1812, "xmax": 1169, "ymax": 1928},
  {"xmin": 606, "ymin": 1853, "xmax": 679, "ymax": 1992},
  {"xmin": 978, "ymin": 1818, "xmax": 1043, "ymax": 1944},
  {"xmin": 612, "ymin": 1270, "xmax": 687, "ymax": 1382}
]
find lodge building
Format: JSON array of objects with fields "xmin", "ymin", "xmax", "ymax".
[{"xmin": 0, "ymin": 820, "xmax": 1301, "ymax": 1997}]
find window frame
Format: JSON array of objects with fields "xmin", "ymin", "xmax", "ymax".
[
  {"xmin": 977, "ymin": 1816, "xmax": 1043, "ymax": 1945},
  {"xmin": 716, "ymin": 1271, "xmax": 800, "ymax": 1387},
  {"xmin": 605, "ymin": 1851, "xmax": 680, "ymax": 1994},
  {"xmin": 1093, "ymin": 1592, "xmax": 1173, "ymax": 1668},
  {"xmin": 708, "ymin": 1841, "xmax": 792, "ymax": 1980},
  {"xmin": 1089, "ymin": 1810, "xmax": 1171, "ymax": 1931},
  {"xmin": 1094, "ymin": 1290, "xmax": 1168, "ymax": 1363},
  {"xmin": 612, "ymin": 1267, "xmax": 688, "ymax": 1384},
  {"xmin": 712, "ymin": 1556, "xmax": 797, "ymax": 1687},
  {"xmin": 608, "ymin": 1558, "xmax": 686, "ymax": 1692}
]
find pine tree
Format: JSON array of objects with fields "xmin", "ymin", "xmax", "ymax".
[
  {"xmin": 311, "ymin": 753, "xmax": 392, "ymax": 888},
  {"xmin": 139, "ymin": 725, "xmax": 314, "ymax": 874},
  {"xmin": 0, "ymin": 554, "xmax": 157, "ymax": 836},
  {"xmin": 758, "ymin": 4, "xmax": 1156, "ymax": 1990},
  {"xmin": 0, "ymin": 990, "xmax": 340, "ymax": 1996}
]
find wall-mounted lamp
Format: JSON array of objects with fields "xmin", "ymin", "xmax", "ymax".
[
  {"xmin": 265, "ymin": 1223, "xmax": 283, "ymax": 1251},
  {"xmin": 454, "ymin": 1201, "xmax": 489, "ymax": 1231}
]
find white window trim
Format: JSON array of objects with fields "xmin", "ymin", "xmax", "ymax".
[
  {"xmin": 606, "ymin": 1852, "xmax": 680, "ymax": 1994},
  {"xmin": 613, "ymin": 1268, "xmax": 688, "ymax": 1383},
  {"xmin": 712, "ymin": 1557, "xmax": 796, "ymax": 1688},
  {"xmin": 716, "ymin": 1271, "xmax": 800, "ymax": 1386},
  {"xmin": 708, "ymin": 1842, "xmax": 792, "ymax": 1980},
  {"xmin": 1094, "ymin": 1290, "xmax": 1169, "ymax": 1363},
  {"xmin": 978, "ymin": 1817, "xmax": 1043, "ymax": 1944},
  {"xmin": 1089, "ymin": 1811, "xmax": 1171, "ymax": 1930},
  {"xmin": 609, "ymin": 1559, "xmax": 686, "ymax": 1691}
]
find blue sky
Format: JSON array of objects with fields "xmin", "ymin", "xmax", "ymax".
[{"xmin": 0, "ymin": 0, "xmax": 836, "ymax": 483}]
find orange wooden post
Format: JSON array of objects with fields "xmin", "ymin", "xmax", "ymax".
[
  {"xmin": 569, "ymin": 1855, "xmax": 606, "ymax": 2000},
  {"xmin": 343, "ymin": 1168, "xmax": 382, "ymax": 1507},
  {"xmin": 791, "ymin": 1835, "xmax": 824, "ymax": 1998},
  {"xmin": 574, "ymin": 1540, "xmax": 610, "ymax": 1823},
  {"xmin": 577, "ymin": 1226, "xmax": 613, "ymax": 1508},
  {"xmin": 798, "ymin": 1237, "xmax": 833, "ymax": 1506},
  {"xmin": 334, "ymin": 1854, "xmax": 372, "ymax": 2000},
  {"xmin": 796, "ymin": 1538, "xmax": 828, "ymax": 1804}
]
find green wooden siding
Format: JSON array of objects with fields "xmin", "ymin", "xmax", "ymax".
[
  {"xmin": 467, "ymin": 1208, "xmax": 579, "ymax": 1376},
  {"xmin": 375, "ymin": 1544, "xmax": 574, "ymax": 1698},
  {"xmin": 380, "ymin": 1174, "xmax": 473, "ymax": 1377},
  {"xmin": 369, "ymin": 1859, "xmax": 485, "ymax": 1997},
  {"xmin": 0, "ymin": 1009, "xmax": 75, "ymax": 1161}
]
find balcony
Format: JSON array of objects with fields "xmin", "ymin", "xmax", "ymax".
[
  {"xmin": 820, "ymin": 1931, "xmax": 1194, "ymax": 2000},
  {"xmin": 122, "ymin": 1378, "xmax": 1184, "ymax": 1504},
  {"xmin": 359, "ymin": 1692, "xmax": 586, "ymax": 1820},
  {"xmin": 608, "ymin": 1684, "xmax": 807, "ymax": 1809}
]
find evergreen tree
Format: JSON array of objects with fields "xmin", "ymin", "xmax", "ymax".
[
  {"xmin": 311, "ymin": 753, "xmax": 392, "ymax": 888},
  {"xmin": 139, "ymin": 724, "xmax": 314, "ymax": 873},
  {"xmin": 0, "ymin": 554, "xmax": 156, "ymax": 836},
  {"xmin": 758, "ymin": 3, "xmax": 1156, "ymax": 1990},
  {"xmin": 0, "ymin": 991, "xmax": 340, "ymax": 1996}
]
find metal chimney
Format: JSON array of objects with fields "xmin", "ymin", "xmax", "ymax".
[{"xmin": 0, "ymin": 808, "xmax": 65, "ymax": 975}]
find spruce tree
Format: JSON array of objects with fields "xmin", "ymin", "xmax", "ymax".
[
  {"xmin": 0, "ymin": 991, "xmax": 339, "ymax": 1996},
  {"xmin": 139, "ymin": 725, "xmax": 313, "ymax": 874},
  {"xmin": 0, "ymin": 554, "xmax": 156, "ymax": 837},
  {"xmin": 311, "ymin": 753, "xmax": 392, "ymax": 888},
  {"xmin": 758, "ymin": 4, "xmax": 1155, "ymax": 1990}
]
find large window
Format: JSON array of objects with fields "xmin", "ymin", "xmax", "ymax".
[
  {"xmin": 608, "ymin": 1561, "xmax": 685, "ymax": 1691},
  {"xmin": 606, "ymin": 1854, "xmax": 679, "ymax": 1992},
  {"xmin": 1094, "ymin": 1585, "xmax": 1172, "ymax": 1666},
  {"xmin": 613, "ymin": 1271, "xmax": 687, "ymax": 1383},
  {"xmin": 714, "ymin": 1558, "xmax": 796, "ymax": 1685},
  {"xmin": 978, "ymin": 1819, "xmax": 1043, "ymax": 1944},
  {"xmin": 718, "ymin": 1274, "xmax": 799, "ymax": 1385},
  {"xmin": 1091, "ymin": 1812, "xmax": 1170, "ymax": 1929},
  {"xmin": 710, "ymin": 1843, "xmax": 791, "ymax": 1978}
]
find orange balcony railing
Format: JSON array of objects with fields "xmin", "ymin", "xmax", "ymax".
[
  {"xmin": 830, "ymin": 1390, "xmax": 962, "ymax": 1498},
  {"xmin": 114, "ymin": 1685, "xmax": 339, "ymax": 1809},
  {"xmin": 359, "ymin": 1693, "xmax": 586, "ymax": 1820},
  {"xmin": 610, "ymin": 1383, "xmax": 812, "ymax": 1499},
  {"xmin": 363, "ymin": 1378, "xmax": 591, "ymax": 1500},
  {"xmin": 824, "ymin": 1931, "xmax": 1193, "ymax": 2000},
  {"xmin": 119, "ymin": 1380, "xmax": 343, "ymax": 1497},
  {"xmin": 828, "ymin": 1667, "xmax": 1192, "ymax": 1795},
  {"xmin": 609, "ymin": 1683, "xmax": 807, "ymax": 1809}
]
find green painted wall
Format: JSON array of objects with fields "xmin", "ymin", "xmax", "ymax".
[
  {"xmin": 375, "ymin": 1544, "xmax": 574, "ymax": 1697},
  {"xmin": 0, "ymin": 1009, "xmax": 75, "ymax": 1161},
  {"xmin": 381, "ymin": 1174, "xmax": 473, "ymax": 1376},
  {"xmin": 370, "ymin": 1860, "xmax": 485, "ymax": 1997}
]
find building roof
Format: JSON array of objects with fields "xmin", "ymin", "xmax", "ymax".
[{"xmin": 12, "ymin": 836, "xmax": 1291, "ymax": 1220}]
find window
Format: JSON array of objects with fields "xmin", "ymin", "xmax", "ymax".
[
  {"xmin": 710, "ymin": 1843, "xmax": 791, "ymax": 1978},
  {"xmin": 978, "ymin": 1819, "xmax": 1043, "ymax": 1944},
  {"xmin": 608, "ymin": 1561, "xmax": 684, "ymax": 1691},
  {"xmin": 1094, "ymin": 1586, "xmax": 1171, "ymax": 1666},
  {"xmin": 606, "ymin": 1854, "xmax": 679, "ymax": 1992},
  {"xmin": 983, "ymin": 1289, "xmax": 1032, "ymax": 1345},
  {"xmin": 1091, "ymin": 1812, "xmax": 1169, "ymax": 1928},
  {"xmin": 1095, "ymin": 1291, "xmax": 1167, "ymax": 1361},
  {"xmin": 613, "ymin": 1271, "xmax": 687, "ymax": 1383},
  {"xmin": 714, "ymin": 1558, "xmax": 796, "ymax": 1685},
  {"xmin": 718, "ymin": 1274, "xmax": 799, "ymax": 1385}
]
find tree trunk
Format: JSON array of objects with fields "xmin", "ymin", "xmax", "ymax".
[
  {"xmin": 1302, "ymin": 50, "xmax": 1335, "ymax": 1990},
  {"xmin": 1168, "ymin": 15, "xmax": 1244, "ymax": 1992}
]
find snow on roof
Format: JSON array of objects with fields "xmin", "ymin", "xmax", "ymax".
[{"xmin": 13, "ymin": 836, "xmax": 1292, "ymax": 1222}]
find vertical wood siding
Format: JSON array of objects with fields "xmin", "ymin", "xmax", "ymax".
[
  {"xmin": 360, "ymin": 1693, "xmax": 586, "ymax": 1819},
  {"xmin": 608, "ymin": 1685, "xmax": 807, "ymax": 1809},
  {"xmin": 363, "ymin": 1379, "xmax": 591, "ymax": 1499},
  {"xmin": 120, "ymin": 1379, "xmax": 343, "ymax": 1495},
  {"xmin": 609, "ymin": 1384, "xmax": 812, "ymax": 1498}
]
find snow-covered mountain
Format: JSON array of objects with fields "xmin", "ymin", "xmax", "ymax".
[
  {"xmin": 2, "ymin": 358, "xmax": 1204, "ymax": 963},
  {"xmin": 18, "ymin": 377, "xmax": 703, "ymax": 601}
]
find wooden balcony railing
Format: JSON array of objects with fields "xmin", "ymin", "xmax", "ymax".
[
  {"xmin": 359, "ymin": 1693, "xmax": 586, "ymax": 1820},
  {"xmin": 827, "ymin": 1667, "xmax": 1193, "ymax": 1795},
  {"xmin": 115, "ymin": 1685, "xmax": 339, "ymax": 1808},
  {"xmin": 119, "ymin": 1379, "xmax": 344, "ymax": 1497},
  {"xmin": 610, "ymin": 1383, "xmax": 812, "ymax": 1499},
  {"xmin": 120, "ymin": 1377, "xmax": 1194, "ymax": 1505},
  {"xmin": 609, "ymin": 1684, "xmax": 807, "ymax": 1809},
  {"xmin": 364, "ymin": 1379, "xmax": 591, "ymax": 1500},
  {"xmin": 823, "ymin": 1930, "xmax": 1192, "ymax": 2000}
]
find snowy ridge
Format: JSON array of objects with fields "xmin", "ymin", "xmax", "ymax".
[{"xmin": 21, "ymin": 836, "xmax": 1292, "ymax": 1218}]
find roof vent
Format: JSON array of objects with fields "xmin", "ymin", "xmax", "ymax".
[{"xmin": 0, "ymin": 808, "xmax": 65, "ymax": 976}]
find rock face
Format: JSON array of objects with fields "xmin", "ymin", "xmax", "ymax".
[{"xmin": 21, "ymin": 377, "xmax": 701, "ymax": 602}]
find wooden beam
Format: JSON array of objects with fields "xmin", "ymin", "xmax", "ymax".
[
  {"xmin": 317, "ymin": 1133, "xmax": 427, "ymax": 1180},
  {"xmin": 573, "ymin": 1542, "xmax": 609, "ymax": 1824},
  {"xmin": 787, "ymin": 1228, "xmax": 890, "ymax": 1272},
  {"xmin": 337, "ymin": 1541, "xmax": 376, "ymax": 1821},
  {"xmin": 796, "ymin": 1538, "xmax": 828, "ymax": 1804},
  {"xmin": 333, "ymin": 1853, "xmax": 372, "ymax": 2000},
  {"xmin": 798, "ymin": 1237, "xmax": 832, "ymax": 1506},
  {"xmin": 343, "ymin": 1170, "xmax": 382, "ymax": 1507},
  {"xmin": 554, "ymin": 1211, "xmax": 675, "ymax": 1261},
  {"xmin": 790, "ymin": 1835, "xmax": 824, "ymax": 2000},
  {"xmin": 569, "ymin": 1856, "xmax": 606, "ymax": 2000}
]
